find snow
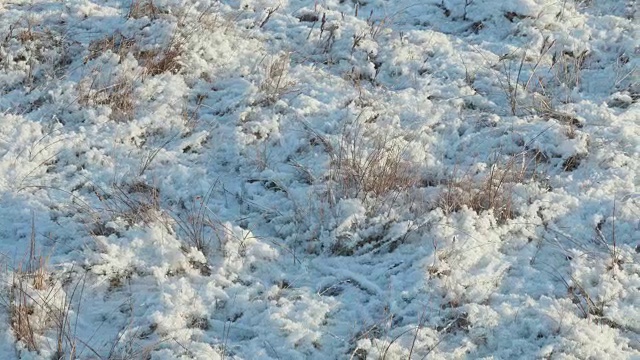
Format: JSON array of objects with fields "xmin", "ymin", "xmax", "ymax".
[{"xmin": 0, "ymin": 0, "xmax": 638, "ymax": 358}]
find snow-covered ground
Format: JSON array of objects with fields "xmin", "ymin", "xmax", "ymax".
[{"xmin": 0, "ymin": 0, "xmax": 638, "ymax": 358}]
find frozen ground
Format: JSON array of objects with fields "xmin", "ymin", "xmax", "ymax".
[{"xmin": 0, "ymin": 0, "xmax": 638, "ymax": 359}]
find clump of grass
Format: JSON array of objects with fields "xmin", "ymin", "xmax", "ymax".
[
  {"xmin": 104, "ymin": 77, "xmax": 137, "ymax": 121},
  {"xmin": 169, "ymin": 183, "xmax": 255, "ymax": 275},
  {"xmin": 136, "ymin": 42, "xmax": 183, "ymax": 76},
  {"xmin": 10, "ymin": 271, "xmax": 84, "ymax": 359},
  {"xmin": 551, "ymin": 49, "xmax": 589, "ymax": 90},
  {"xmin": 127, "ymin": 0, "xmax": 159, "ymax": 20},
  {"xmin": 81, "ymin": 30, "xmax": 184, "ymax": 121},
  {"xmin": 87, "ymin": 31, "xmax": 183, "ymax": 76},
  {"xmin": 77, "ymin": 70, "xmax": 138, "ymax": 122},
  {"xmin": 9, "ymin": 217, "xmax": 46, "ymax": 352},
  {"xmin": 1, "ymin": 17, "xmax": 71, "ymax": 92},
  {"xmin": 87, "ymin": 178, "xmax": 224, "ymax": 274},
  {"xmin": 10, "ymin": 272, "xmax": 40, "ymax": 352},
  {"xmin": 439, "ymin": 151, "xmax": 544, "ymax": 221},
  {"xmin": 44, "ymin": 179, "xmax": 162, "ymax": 238},
  {"xmin": 492, "ymin": 37, "xmax": 591, "ymax": 118},
  {"xmin": 258, "ymin": 53, "xmax": 296, "ymax": 105},
  {"xmin": 171, "ymin": 184, "xmax": 224, "ymax": 259},
  {"xmin": 6, "ymin": 214, "xmax": 83, "ymax": 358},
  {"xmin": 86, "ymin": 32, "xmax": 136, "ymax": 62},
  {"xmin": 328, "ymin": 112, "xmax": 417, "ymax": 206},
  {"xmin": 88, "ymin": 180, "xmax": 163, "ymax": 236}
]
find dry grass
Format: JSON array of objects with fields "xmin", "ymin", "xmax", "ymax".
[
  {"xmin": 10, "ymin": 274, "xmax": 39, "ymax": 352},
  {"xmin": 10, "ymin": 270, "xmax": 86, "ymax": 359},
  {"xmin": 125, "ymin": 1, "xmax": 183, "ymax": 75},
  {"xmin": 170, "ymin": 184, "xmax": 229, "ymax": 260},
  {"xmin": 172, "ymin": 189, "xmax": 217, "ymax": 257},
  {"xmin": 258, "ymin": 53, "xmax": 296, "ymax": 105},
  {"xmin": 137, "ymin": 43, "xmax": 183, "ymax": 76},
  {"xmin": 78, "ymin": 72, "xmax": 137, "ymax": 122},
  {"xmin": 87, "ymin": 33, "xmax": 136, "ymax": 62},
  {"xmin": 10, "ymin": 218, "xmax": 45, "ymax": 352},
  {"xmin": 329, "ymin": 112, "xmax": 417, "ymax": 206},
  {"xmin": 86, "ymin": 178, "xmax": 226, "ymax": 275},
  {"xmin": 493, "ymin": 38, "xmax": 590, "ymax": 118},
  {"xmin": 6, "ymin": 214, "xmax": 83, "ymax": 358},
  {"xmin": 81, "ymin": 35, "xmax": 138, "ymax": 121},
  {"xmin": 89, "ymin": 178, "xmax": 222, "ymax": 272},
  {"xmin": 127, "ymin": 0, "xmax": 160, "ymax": 20},
  {"xmin": 439, "ymin": 151, "xmax": 545, "ymax": 222},
  {"xmin": 552, "ymin": 49, "xmax": 589, "ymax": 90},
  {"xmin": 87, "ymin": 32, "xmax": 183, "ymax": 76},
  {"xmin": 91, "ymin": 180, "xmax": 162, "ymax": 233},
  {"xmin": 81, "ymin": 30, "xmax": 184, "ymax": 121},
  {"xmin": 0, "ymin": 17, "xmax": 71, "ymax": 92}
]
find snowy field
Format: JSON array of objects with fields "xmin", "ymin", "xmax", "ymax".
[{"xmin": 0, "ymin": 0, "xmax": 638, "ymax": 358}]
